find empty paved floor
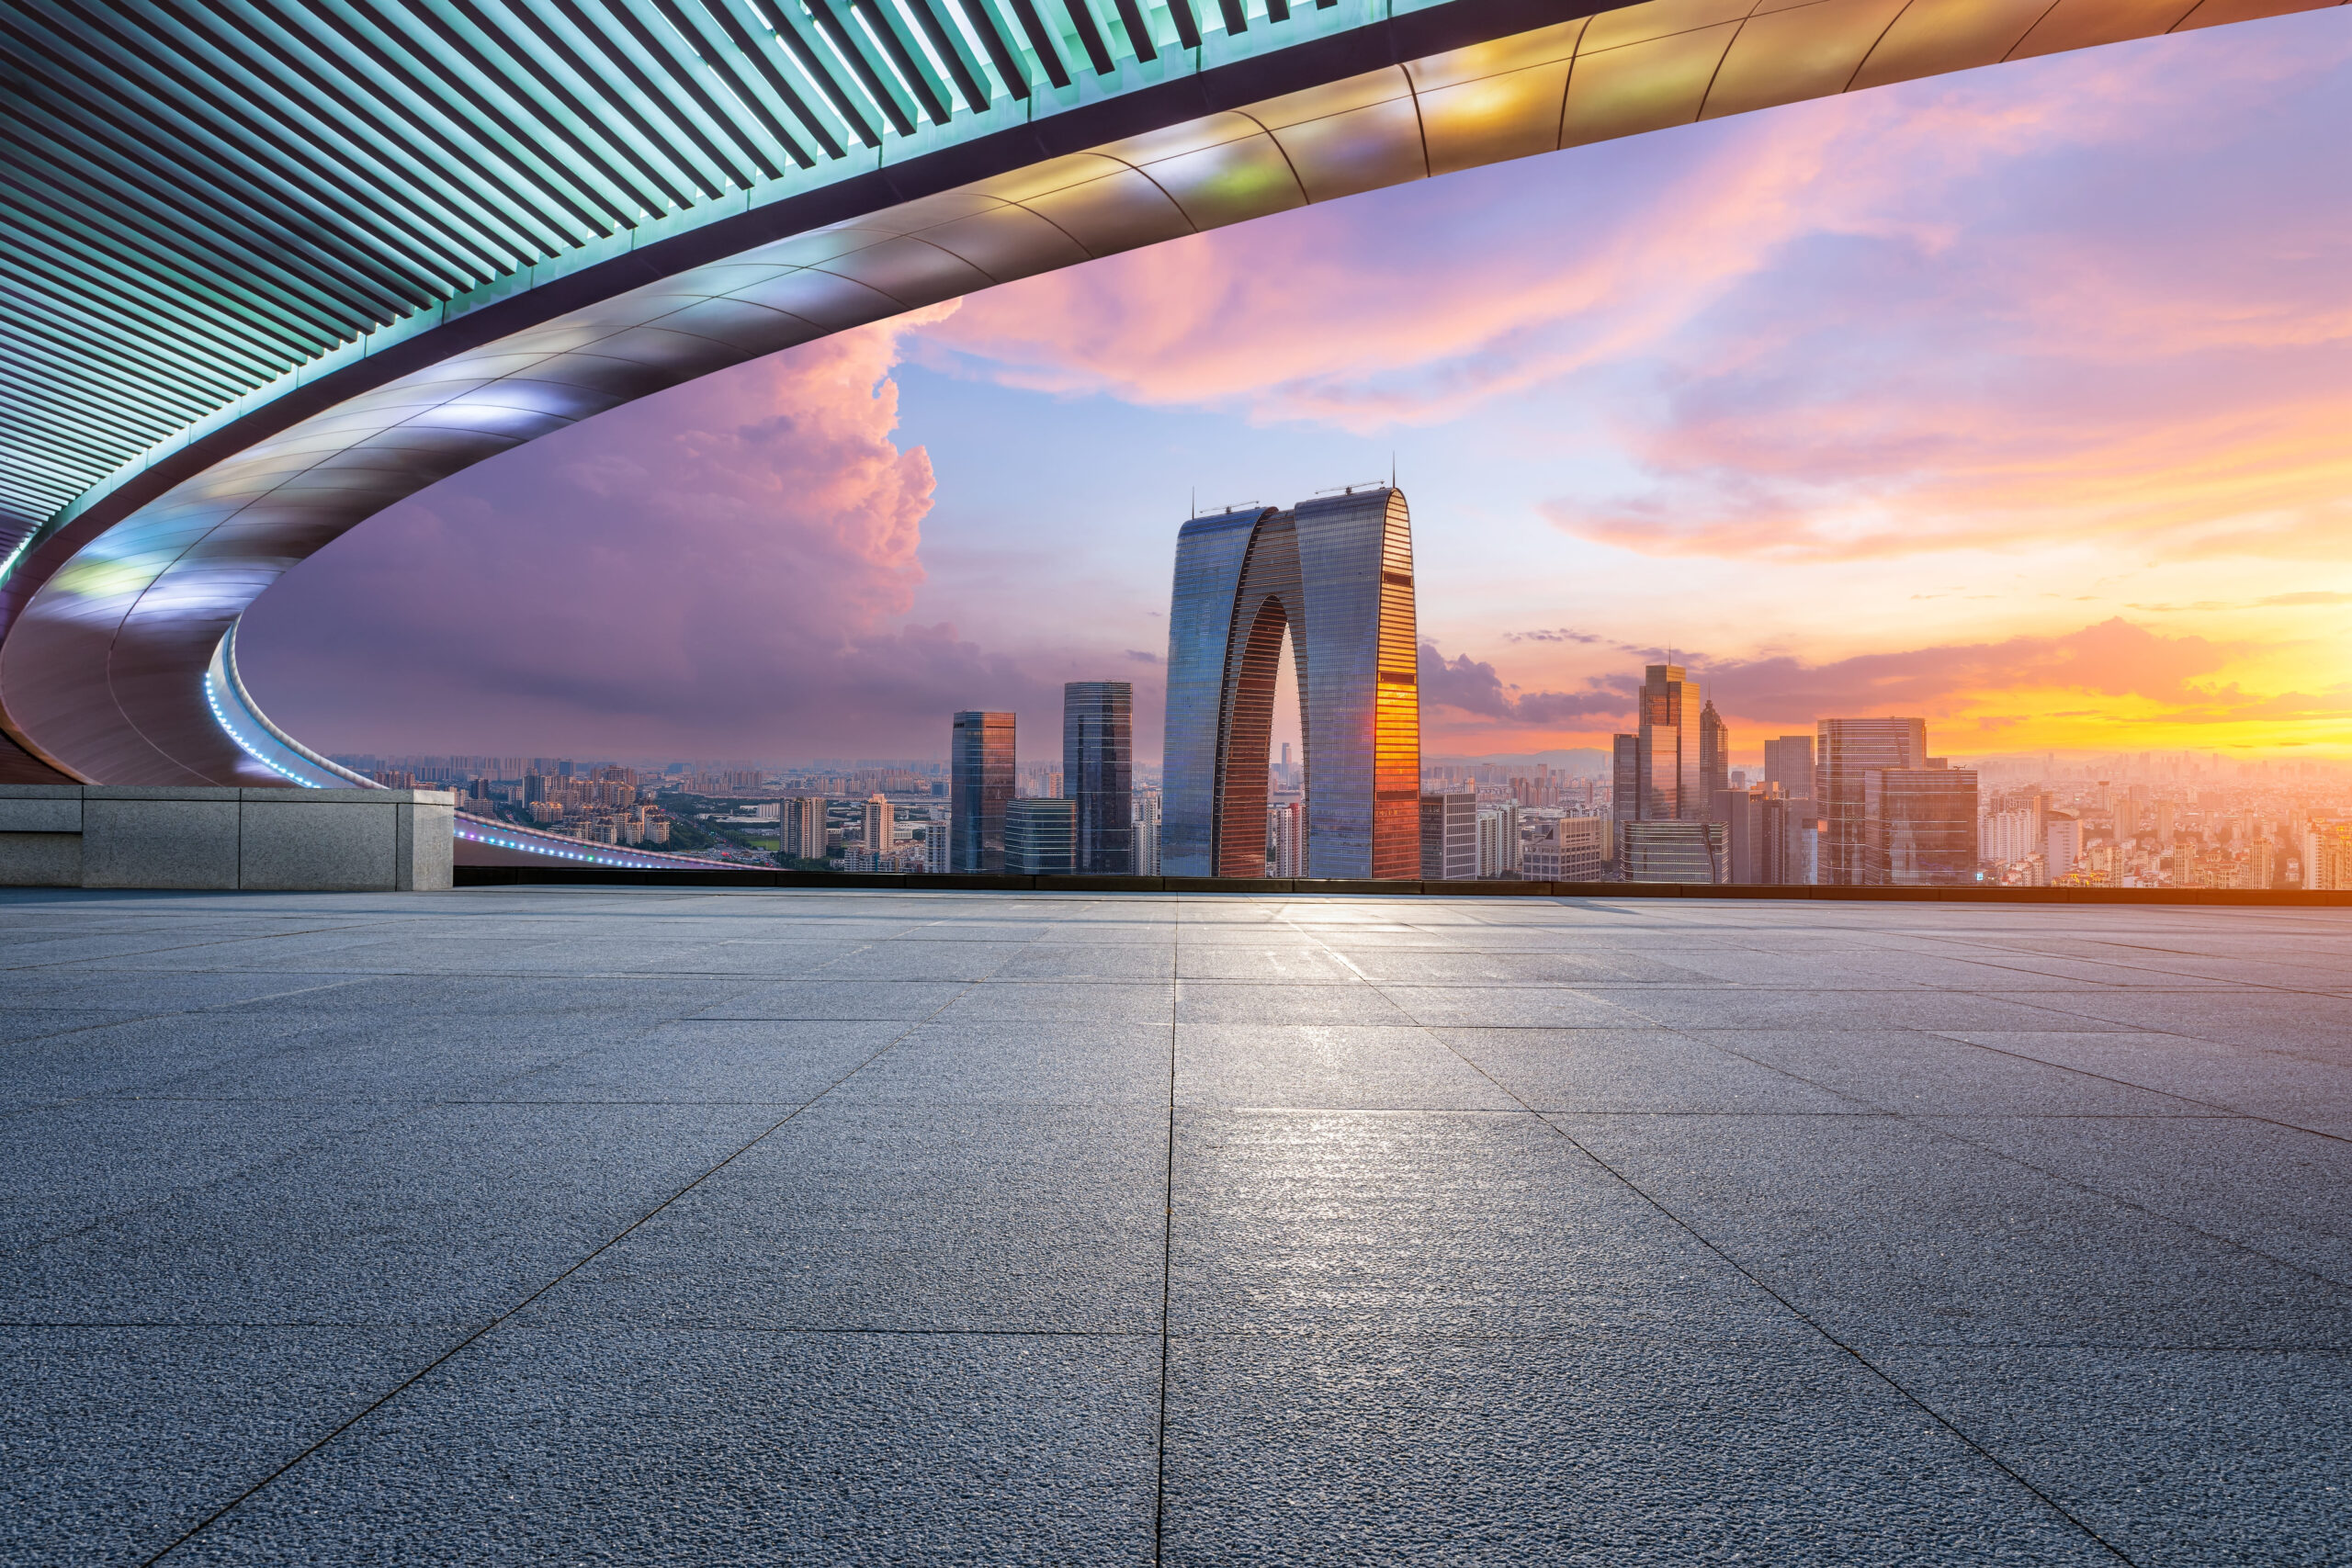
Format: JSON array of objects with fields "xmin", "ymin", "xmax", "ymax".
[{"xmin": 2, "ymin": 887, "xmax": 2348, "ymax": 1565}]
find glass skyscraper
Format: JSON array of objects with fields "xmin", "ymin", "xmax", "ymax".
[
  {"xmin": 1816, "ymin": 717, "xmax": 1927, "ymax": 885},
  {"xmin": 1866, "ymin": 765, "xmax": 1980, "ymax": 885},
  {"xmin": 1636, "ymin": 663, "xmax": 1700, "ymax": 821},
  {"xmin": 1162, "ymin": 488, "xmax": 1419, "ymax": 880},
  {"xmin": 1004, "ymin": 798, "xmax": 1077, "ymax": 874},
  {"xmin": 949, "ymin": 711, "xmax": 1014, "ymax": 874},
  {"xmin": 1699, "ymin": 698, "xmax": 1729, "ymax": 804},
  {"xmin": 1062, "ymin": 682, "xmax": 1134, "ymax": 874}
]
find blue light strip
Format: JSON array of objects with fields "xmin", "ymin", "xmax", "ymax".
[{"xmin": 453, "ymin": 814, "xmax": 733, "ymax": 871}]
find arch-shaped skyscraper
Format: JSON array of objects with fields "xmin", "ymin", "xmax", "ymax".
[{"xmin": 1163, "ymin": 488, "xmax": 1418, "ymax": 879}]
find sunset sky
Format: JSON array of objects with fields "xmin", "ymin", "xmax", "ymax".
[{"xmin": 240, "ymin": 6, "xmax": 2352, "ymax": 768}]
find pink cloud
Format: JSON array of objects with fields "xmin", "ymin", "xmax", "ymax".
[
  {"xmin": 240, "ymin": 307, "xmax": 1078, "ymax": 756},
  {"xmin": 919, "ymin": 18, "xmax": 2352, "ymax": 561}
]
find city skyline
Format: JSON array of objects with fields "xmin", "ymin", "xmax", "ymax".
[{"xmin": 232, "ymin": 13, "xmax": 2352, "ymax": 767}]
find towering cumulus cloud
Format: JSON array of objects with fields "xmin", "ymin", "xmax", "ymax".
[{"xmin": 241, "ymin": 306, "xmax": 1053, "ymax": 755}]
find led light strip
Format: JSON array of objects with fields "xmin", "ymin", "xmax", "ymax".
[
  {"xmin": 203, "ymin": 668, "xmax": 331, "ymax": 787},
  {"xmin": 453, "ymin": 817, "xmax": 730, "ymax": 870}
]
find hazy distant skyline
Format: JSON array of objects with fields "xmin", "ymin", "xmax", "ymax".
[{"xmin": 241, "ymin": 11, "xmax": 2352, "ymax": 766}]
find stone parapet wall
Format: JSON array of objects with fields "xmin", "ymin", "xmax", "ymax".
[{"xmin": 0, "ymin": 786, "xmax": 453, "ymax": 891}]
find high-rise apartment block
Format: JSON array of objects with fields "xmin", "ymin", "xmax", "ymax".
[
  {"xmin": 1005, "ymin": 797, "xmax": 1076, "ymax": 874},
  {"xmin": 1063, "ymin": 682, "xmax": 1135, "ymax": 874},
  {"xmin": 859, "ymin": 793, "xmax": 894, "ymax": 873},
  {"xmin": 1816, "ymin": 717, "xmax": 1927, "ymax": 886},
  {"xmin": 1476, "ymin": 803, "xmax": 1521, "ymax": 878},
  {"xmin": 949, "ymin": 711, "xmax": 1015, "ymax": 873},
  {"xmin": 1268, "ymin": 799, "xmax": 1304, "ymax": 877},
  {"xmin": 1163, "ymin": 488, "xmax": 1419, "ymax": 879},
  {"xmin": 779, "ymin": 795, "xmax": 829, "ymax": 863},
  {"xmin": 2047, "ymin": 812, "xmax": 2083, "ymax": 879},
  {"xmin": 2301, "ymin": 822, "xmax": 2350, "ymax": 890},
  {"xmin": 1419, "ymin": 791, "xmax": 1476, "ymax": 880}
]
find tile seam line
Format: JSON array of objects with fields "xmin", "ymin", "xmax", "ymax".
[
  {"xmin": 1662, "ymin": 1033, "xmax": 2352, "ymax": 1301},
  {"xmin": 6, "ymin": 1321, "xmax": 2346, "ymax": 1355},
  {"xmin": 1273, "ymin": 906, "xmax": 2143, "ymax": 1568},
  {"xmin": 1153, "ymin": 893, "xmax": 1179, "ymax": 1567},
  {"xmin": 1914, "ymin": 1028, "xmax": 2352, "ymax": 1149},
  {"xmin": 1891, "ymin": 1116, "xmax": 2352, "ymax": 1301},
  {"xmin": 132, "ymin": 967, "xmax": 991, "ymax": 1567}
]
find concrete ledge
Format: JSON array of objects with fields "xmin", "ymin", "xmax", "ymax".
[
  {"xmin": 448, "ymin": 865, "xmax": 2352, "ymax": 905},
  {"xmin": 0, "ymin": 785, "xmax": 455, "ymax": 891}
]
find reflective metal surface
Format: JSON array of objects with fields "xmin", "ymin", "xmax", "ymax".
[{"xmin": 5, "ymin": 0, "xmax": 2336, "ymax": 785}]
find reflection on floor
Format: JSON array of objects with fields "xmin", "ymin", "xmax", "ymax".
[{"xmin": 3, "ymin": 888, "xmax": 2346, "ymax": 1565}]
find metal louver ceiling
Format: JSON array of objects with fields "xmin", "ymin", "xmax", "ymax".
[{"xmin": 0, "ymin": 0, "xmax": 1374, "ymax": 543}]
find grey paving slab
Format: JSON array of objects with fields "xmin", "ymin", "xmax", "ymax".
[
  {"xmin": 1551, "ymin": 1112, "xmax": 2352, "ymax": 1351},
  {"xmin": 1871, "ymin": 1346, "xmax": 2352, "ymax": 1567},
  {"xmin": 1973, "ymin": 987, "xmax": 2352, "ymax": 1057},
  {"xmin": 686, "ymin": 979, "xmax": 969, "ymax": 1020},
  {"xmin": 831, "ymin": 1018, "xmax": 1170, "ymax": 1105},
  {"xmin": 1600, "ymin": 987, "xmax": 2116, "ymax": 1032},
  {"xmin": 1170, "ymin": 1109, "xmax": 1805, "ymax": 1342},
  {"xmin": 1684, "ymin": 1027, "xmax": 2213, "ymax": 1116},
  {"xmin": 1932, "ymin": 1030, "xmax": 2352, "ymax": 1135},
  {"xmin": 0, "ymin": 1325, "xmax": 459, "ymax": 1568},
  {"xmin": 0, "ymin": 1103, "xmax": 776, "ymax": 1325},
  {"xmin": 1377, "ymin": 984, "xmax": 1647, "ymax": 1028},
  {"xmin": 0, "ymin": 1010, "xmax": 327, "ymax": 1107},
  {"xmin": 495, "ymin": 1018, "xmax": 910, "ymax": 1104},
  {"xmin": 1161, "ymin": 1334, "xmax": 2116, "ymax": 1568},
  {"xmin": 0, "ymin": 1099, "xmax": 395, "ymax": 1252},
  {"xmin": 4, "ymin": 888, "xmax": 2348, "ymax": 1565},
  {"xmin": 535, "ymin": 1103, "xmax": 1167, "ymax": 1332},
  {"xmin": 1922, "ymin": 1114, "xmax": 2352, "ymax": 1285},
  {"xmin": 1434, "ymin": 1026, "xmax": 1860, "ymax": 1113},
  {"xmin": 1177, "ymin": 1023, "xmax": 1521, "ymax": 1111},
  {"xmin": 945, "ymin": 979, "xmax": 1177, "ymax": 1022},
  {"xmin": 1176, "ymin": 980, "xmax": 1414, "ymax": 1025},
  {"xmin": 172, "ymin": 1328, "xmax": 1159, "ymax": 1568}
]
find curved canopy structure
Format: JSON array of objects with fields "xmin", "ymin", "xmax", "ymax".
[{"xmin": 3, "ymin": 0, "xmax": 2336, "ymax": 787}]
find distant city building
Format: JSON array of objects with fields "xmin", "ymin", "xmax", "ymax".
[
  {"xmin": 1865, "ymin": 765, "xmax": 1979, "ymax": 885},
  {"xmin": 2303, "ymin": 822, "xmax": 2351, "ymax": 890},
  {"xmin": 2046, "ymin": 812, "xmax": 2083, "ymax": 879},
  {"xmin": 1419, "ymin": 791, "xmax": 1476, "ymax": 880},
  {"xmin": 859, "ymin": 794, "xmax": 894, "ymax": 873},
  {"xmin": 1064, "ymin": 682, "xmax": 1135, "ymax": 874},
  {"xmin": 1982, "ymin": 807, "xmax": 2038, "ymax": 864},
  {"xmin": 1635, "ymin": 663, "xmax": 1701, "ymax": 821},
  {"xmin": 1610, "ymin": 735, "xmax": 1641, "ymax": 823},
  {"xmin": 1763, "ymin": 734, "xmax": 1814, "ymax": 797},
  {"xmin": 1476, "ymin": 803, "xmax": 1521, "ymax": 878},
  {"xmin": 1699, "ymin": 699, "xmax": 1729, "ymax": 804},
  {"xmin": 1162, "ymin": 488, "xmax": 1419, "ymax": 879},
  {"xmin": 1521, "ymin": 814, "xmax": 1608, "ymax": 881},
  {"xmin": 1005, "ymin": 797, "xmax": 1077, "ymax": 874},
  {"xmin": 1764, "ymin": 795, "xmax": 1820, "ymax": 885},
  {"xmin": 950, "ymin": 711, "xmax": 1015, "ymax": 873},
  {"xmin": 1816, "ymin": 717, "xmax": 1927, "ymax": 886},
  {"xmin": 1620, "ymin": 819, "xmax": 1727, "ymax": 884},
  {"xmin": 780, "ymin": 795, "xmax": 829, "ymax": 863},
  {"xmin": 1268, "ymin": 798, "xmax": 1304, "ymax": 877},
  {"xmin": 1134, "ymin": 788, "xmax": 1161, "ymax": 875}
]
